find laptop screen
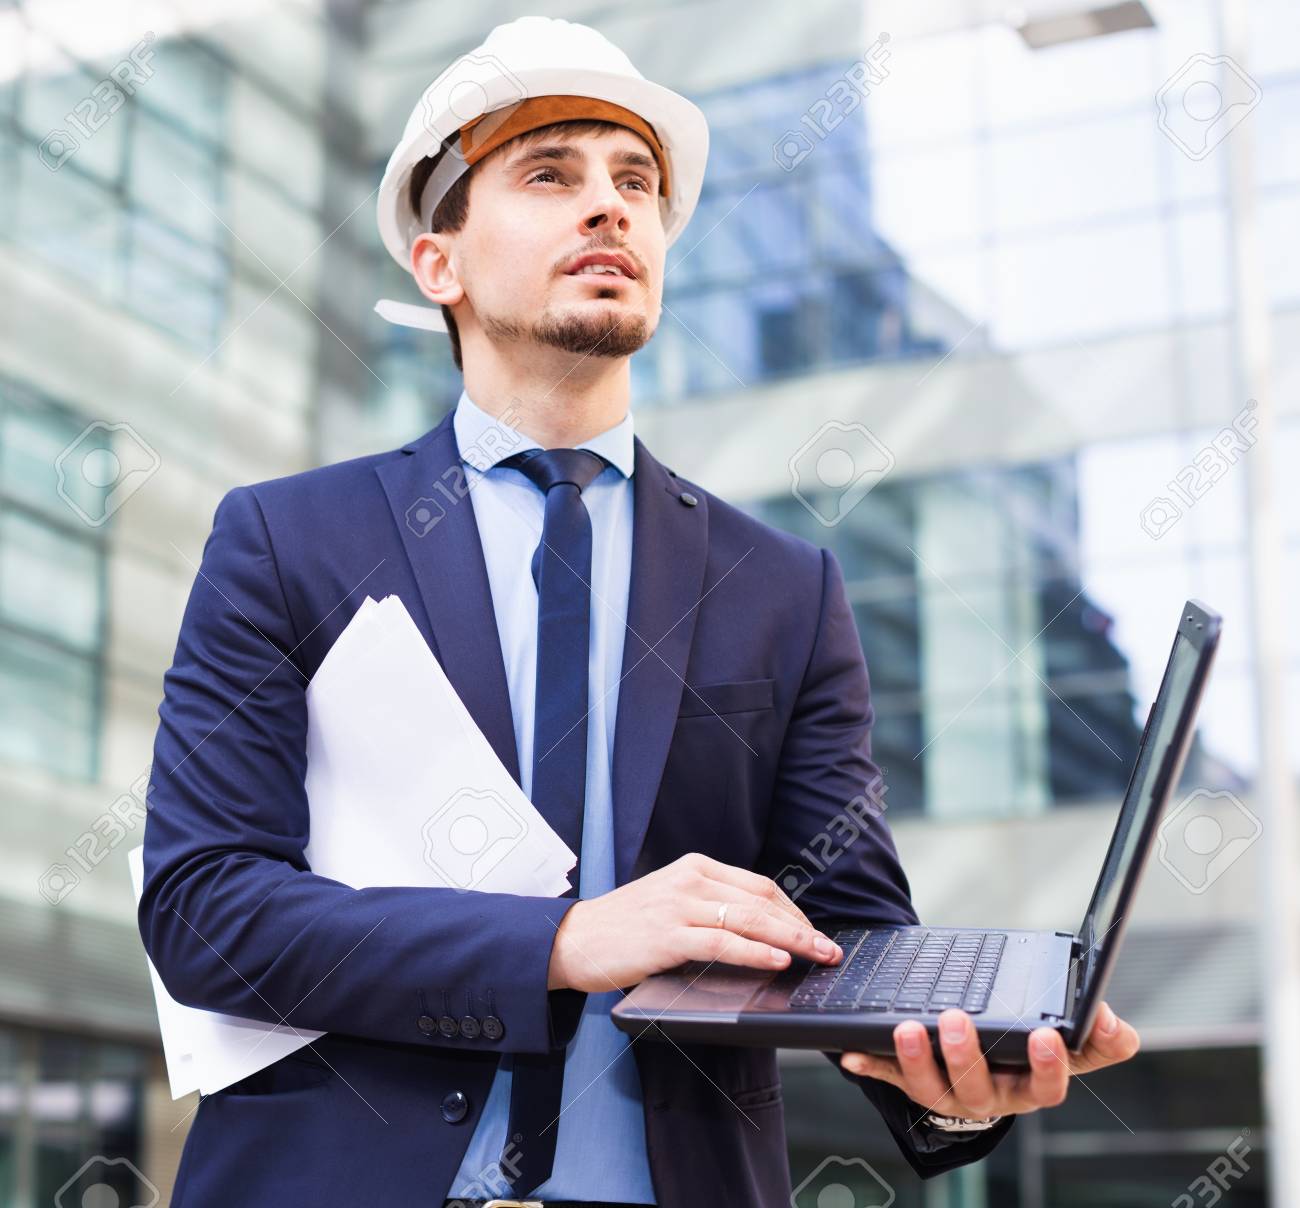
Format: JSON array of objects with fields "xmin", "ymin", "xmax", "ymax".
[{"xmin": 1074, "ymin": 605, "xmax": 1219, "ymax": 996}]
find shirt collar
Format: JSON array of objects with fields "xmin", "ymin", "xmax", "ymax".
[{"xmin": 452, "ymin": 388, "xmax": 635, "ymax": 479}]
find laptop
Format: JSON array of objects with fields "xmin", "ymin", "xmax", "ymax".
[{"xmin": 612, "ymin": 598, "xmax": 1221, "ymax": 1070}]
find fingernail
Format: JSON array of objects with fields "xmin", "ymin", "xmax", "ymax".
[
  {"xmin": 770, "ymin": 947, "xmax": 789, "ymax": 964},
  {"xmin": 1099, "ymin": 1004, "xmax": 1118, "ymax": 1034},
  {"xmin": 941, "ymin": 1016, "xmax": 966, "ymax": 1044},
  {"xmin": 900, "ymin": 1028, "xmax": 923, "ymax": 1057},
  {"xmin": 1033, "ymin": 1033, "xmax": 1054, "ymax": 1059},
  {"xmin": 815, "ymin": 936, "xmax": 834, "ymax": 958}
]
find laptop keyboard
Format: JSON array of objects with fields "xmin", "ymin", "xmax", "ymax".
[{"xmin": 789, "ymin": 926, "xmax": 1007, "ymax": 1014}]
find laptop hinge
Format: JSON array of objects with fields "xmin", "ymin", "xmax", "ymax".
[{"xmin": 1040, "ymin": 933, "xmax": 1083, "ymax": 1022}]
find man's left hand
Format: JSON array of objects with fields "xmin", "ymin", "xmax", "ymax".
[{"xmin": 838, "ymin": 1000, "xmax": 1140, "ymax": 1119}]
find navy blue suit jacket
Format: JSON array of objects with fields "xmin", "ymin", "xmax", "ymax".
[{"xmin": 138, "ymin": 409, "xmax": 1014, "ymax": 1206}]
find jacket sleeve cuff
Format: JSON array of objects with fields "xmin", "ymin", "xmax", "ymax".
[
  {"xmin": 447, "ymin": 892, "xmax": 585, "ymax": 1055},
  {"xmin": 827, "ymin": 1052, "xmax": 1017, "ymax": 1179}
]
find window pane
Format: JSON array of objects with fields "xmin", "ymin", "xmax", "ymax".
[
  {"xmin": 128, "ymin": 108, "xmax": 223, "ymax": 243},
  {"xmin": 18, "ymin": 49, "xmax": 127, "ymax": 185},
  {"xmin": 33, "ymin": 1031, "xmax": 147, "ymax": 1208},
  {"xmin": 988, "ymin": 112, "xmax": 1161, "ymax": 238},
  {"xmin": 0, "ymin": 13, "xmax": 21, "ymax": 118},
  {"xmin": 989, "ymin": 218, "xmax": 1172, "ymax": 348},
  {"xmin": 13, "ymin": 156, "xmax": 121, "ymax": 293},
  {"xmin": 0, "ymin": 511, "xmax": 101, "ymax": 651},
  {"xmin": 0, "ymin": 124, "xmax": 16, "ymax": 235},
  {"xmin": 125, "ymin": 212, "xmax": 225, "ymax": 347},
  {"xmin": 0, "ymin": 1027, "xmax": 18, "ymax": 1207},
  {"xmin": 0, "ymin": 628, "xmax": 97, "ymax": 778},
  {"xmin": 810, "ymin": 166, "xmax": 897, "ymax": 268},
  {"xmin": 668, "ymin": 291, "xmax": 756, "ymax": 396},
  {"xmin": 135, "ymin": 38, "xmax": 226, "ymax": 143},
  {"xmin": 1, "ymin": 399, "xmax": 96, "ymax": 521}
]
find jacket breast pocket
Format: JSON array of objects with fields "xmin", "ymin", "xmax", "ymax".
[
  {"xmin": 217, "ymin": 1050, "xmax": 334, "ymax": 1097},
  {"xmin": 676, "ymin": 678, "xmax": 774, "ymax": 719}
]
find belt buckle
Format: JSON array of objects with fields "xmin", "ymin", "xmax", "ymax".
[{"xmin": 482, "ymin": 1201, "xmax": 543, "ymax": 1208}]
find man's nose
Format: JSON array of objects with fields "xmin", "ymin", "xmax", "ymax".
[{"xmin": 579, "ymin": 177, "xmax": 631, "ymax": 233}]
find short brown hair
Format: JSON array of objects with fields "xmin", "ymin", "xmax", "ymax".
[{"xmin": 407, "ymin": 118, "xmax": 632, "ymax": 372}]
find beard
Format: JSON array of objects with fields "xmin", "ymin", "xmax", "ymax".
[{"xmin": 483, "ymin": 294, "xmax": 653, "ymax": 358}]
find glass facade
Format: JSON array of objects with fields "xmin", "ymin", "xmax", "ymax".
[
  {"xmin": 4, "ymin": 26, "xmax": 230, "ymax": 348},
  {"xmin": 785, "ymin": 1045, "xmax": 1265, "ymax": 1207},
  {"xmin": 0, "ymin": 1025, "xmax": 150, "ymax": 1208},
  {"xmin": 0, "ymin": 381, "xmax": 105, "ymax": 780},
  {"xmin": 0, "ymin": 0, "xmax": 1294, "ymax": 1204}
]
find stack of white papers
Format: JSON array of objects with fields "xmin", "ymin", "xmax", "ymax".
[{"xmin": 130, "ymin": 594, "xmax": 575, "ymax": 1098}]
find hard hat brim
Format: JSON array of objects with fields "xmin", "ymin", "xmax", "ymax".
[{"xmin": 377, "ymin": 66, "xmax": 709, "ymax": 275}]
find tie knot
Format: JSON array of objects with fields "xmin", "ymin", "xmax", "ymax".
[{"xmin": 501, "ymin": 447, "xmax": 609, "ymax": 494}]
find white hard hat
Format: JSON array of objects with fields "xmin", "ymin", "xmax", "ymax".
[{"xmin": 373, "ymin": 15, "xmax": 710, "ymax": 334}]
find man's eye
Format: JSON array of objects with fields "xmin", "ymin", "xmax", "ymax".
[{"xmin": 526, "ymin": 170, "xmax": 651, "ymax": 191}]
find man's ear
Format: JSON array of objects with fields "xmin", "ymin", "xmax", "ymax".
[{"xmin": 411, "ymin": 232, "xmax": 464, "ymax": 309}]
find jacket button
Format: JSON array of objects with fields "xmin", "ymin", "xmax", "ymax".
[
  {"xmin": 679, "ymin": 491, "xmax": 698, "ymax": 507},
  {"xmin": 482, "ymin": 1015, "xmax": 505, "ymax": 1041},
  {"xmin": 441, "ymin": 1090, "xmax": 470, "ymax": 1124},
  {"xmin": 459, "ymin": 1015, "xmax": 481, "ymax": 1039},
  {"xmin": 438, "ymin": 1015, "xmax": 460, "ymax": 1039},
  {"xmin": 417, "ymin": 1014, "xmax": 437, "ymax": 1036}
]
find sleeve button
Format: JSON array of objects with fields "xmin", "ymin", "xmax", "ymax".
[
  {"xmin": 482, "ymin": 1015, "xmax": 505, "ymax": 1041},
  {"xmin": 417, "ymin": 1014, "xmax": 437, "ymax": 1036},
  {"xmin": 437, "ymin": 1015, "xmax": 460, "ymax": 1039},
  {"xmin": 459, "ymin": 1015, "xmax": 481, "ymax": 1039},
  {"xmin": 440, "ymin": 1090, "xmax": 470, "ymax": 1123}
]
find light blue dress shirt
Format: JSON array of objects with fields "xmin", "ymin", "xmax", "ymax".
[{"xmin": 446, "ymin": 389, "xmax": 656, "ymax": 1204}]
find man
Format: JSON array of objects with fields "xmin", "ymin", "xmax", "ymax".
[{"xmin": 138, "ymin": 16, "xmax": 1140, "ymax": 1208}]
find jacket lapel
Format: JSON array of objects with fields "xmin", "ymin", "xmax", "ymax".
[
  {"xmin": 611, "ymin": 438, "xmax": 709, "ymax": 885},
  {"xmin": 376, "ymin": 415, "xmax": 710, "ymax": 884},
  {"xmin": 374, "ymin": 411, "xmax": 522, "ymax": 787}
]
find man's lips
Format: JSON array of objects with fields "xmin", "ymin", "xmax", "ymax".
[
  {"xmin": 565, "ymin": 271, "xmax": 635, "ymax": 287},
  {"xmin": 563, "ymin": 251, "xmax": 639, "ymax": 279}
]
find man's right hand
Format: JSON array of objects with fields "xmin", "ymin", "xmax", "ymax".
[{"xmin": 546, "ymin": 852, "xmax": 844, "ymax": 992}]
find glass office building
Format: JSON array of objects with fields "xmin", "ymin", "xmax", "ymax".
[{"xmin": 1, "ymin": 0, "xmax": 1295, "ymax": 1203}]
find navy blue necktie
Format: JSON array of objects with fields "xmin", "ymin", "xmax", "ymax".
[{"xmin": 497, "ymin": 447, "xmax": 608, "ymax": 1196}]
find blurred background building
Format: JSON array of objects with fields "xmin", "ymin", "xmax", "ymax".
[{"xmin": 1, "ymin": 0, "xmax": 1296, "ymax": 1203}]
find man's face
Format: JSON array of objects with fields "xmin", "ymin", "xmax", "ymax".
[{"xmin": 451, "ymin": 127, "xmax": 666, "ymax": 359}]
